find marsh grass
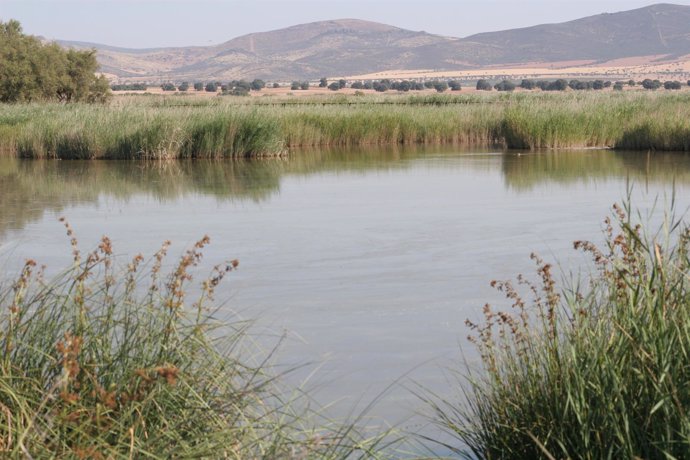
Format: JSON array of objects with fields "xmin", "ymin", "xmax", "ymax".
[
  {"xmin": 0, "ymin": 222, "xmax": 394, "ymax": 458},
  {"xmin": 425, "ymin": 197, "xmax": 690, "ymax": 459},
  {"xmin": 3, "ymin": 92, "xmax": 690, "ymax": 159}
]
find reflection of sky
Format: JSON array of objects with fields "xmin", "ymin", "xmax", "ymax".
[{"xmin": 2, "ymin": 150, "xmax": 690, "ymax": 431}]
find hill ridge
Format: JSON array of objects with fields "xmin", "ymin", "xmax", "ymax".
[{"xmin": 54, "ymin": 3, "xmax": 690, "ymax": 81}]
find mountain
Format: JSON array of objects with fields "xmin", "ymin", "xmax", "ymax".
[
  {"xmin": 57, "ymin": 4, "xmax": 690, "ymax": 81},
  {"xmin": 464, "ymin": 3, "xmax": 690, "ymax": 64}
]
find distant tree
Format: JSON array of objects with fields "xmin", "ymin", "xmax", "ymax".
[
  {"xmin": 642, "ymin": 79, "xmax": 662, "ymax": 90},
  {"xmin": 328, "ymin": 82, "xmax": 340, "ymax": 91},
  {"xmin": 433, "ymin": 81, "xmax": 448, "ymax": 92},
  {"xmin": 363, "ymin": 81, "xmax": 373, "ymax": 90},
  {"xmin": 688, "ymin": 80, "xmax": 690, "ymax": 87},
  {"xmin": 373, "ymin": 81, "xmax": 389, "ymax": 92},
  {"xmin": 448, "ymin": 80, "xmax": 462, "ymax": 91},
  {"xmin": 338, "ymin": 79, "xmax": 347, "ymax": 89},
  {"xmin": 613, "ymin": 81, "xmax": 625, "ymax": 91},
  {"xmin": 520, "ymin": 79, "xmax": 536, "ymax": 90},
  {"xmin": 291, "ymin": 81, "xmax": 300, "ymax": 90},
  {"xmin": 476, "ymin": 79, "xmax": 492, "ymax": 91},
  {"xmin": 397, "ymin": 80, "xmax": 411, "ymax": 92},
  {"xmin": 413, "ymin": 82, "xmax": 425, "ymax": 91},
  {"xmin": 250, "ymin": 79, "xmax": 265, "ymax": 91},
  {"xmin": 272, "ymin": 82, "xmax": 280, "ymax": 88},
  {"xmin": 545, "ymin": 79, "xmax": 568, "ymax": 91},
  {"xmin": 350, "ymin": 81, "xmax": 363, "ymax": 89},
  {"xmin": 319, "ymin": 77, "xmax": 328, "ymax": 88},
  {"xmin": 664, "ymin": 80, "xmax": 682, "ymax": 90},
  {"xmin": 604, "ymin": 81, "xmax": 612, "ymax": 88},
  {"xmin": 494, "ymin": 80, "xmax": 515, "ymax": 92},
  {"xmin": 628, "ymin": 80, "xmax": 636, "ymax": 86},
  {"xmin": 161, "ymin": 83, "xmax": 176, "ymax": 91},
  {"xmin": 230, "ymin": 86, "xmax": 250, "ymax": 96},
  {"xmin": 194, "ymin": 82, "xmax": 204, "ymax": 91},
  {"xmin": 111, "ymin": 84, "xmax": 147, "ymax": 91},
  {"xmin": 424, "ymin": 81, "xmax": 434, "ymax": 89},
  {"xmin": 592, "ymin": 80, "xmax": 604, "ymax": 91},
  {"xmin": 205, "ymin": 82, "xmax": 217, "ymax": 92},
  {"xmin": 178, "ymin": 81, "xmax": 189, "ymax": 91},
  {"xmin": 300, "ymin": 81, "xmax": 309, "ymax": 90}
]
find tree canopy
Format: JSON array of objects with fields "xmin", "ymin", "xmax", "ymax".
[{"xmin": 0, "ymin": 20, "xmax": 110, "ymax": 103}]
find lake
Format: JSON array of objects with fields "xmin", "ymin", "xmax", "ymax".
[{"xmin": 2, "ymin": 146, "xmax": 690, "ymax": 441}]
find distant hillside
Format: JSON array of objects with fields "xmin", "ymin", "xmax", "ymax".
[
  {"xmin": 464, "ymin": 3, "xmax": 690, "ymax": 63},
  {"xmin": 56, "ymin": 4, "xmax": 690, "ymax": 81}
]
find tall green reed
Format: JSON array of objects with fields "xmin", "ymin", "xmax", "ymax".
[
  {"xmin": 2, "ymin": 92, "xmax": 690, "ymax": 159},
  {"xmin": 426, "ymin": 198, "xmax": 690, "ymax": 459},
  {"xmin": 0, "ymin": 221, "xmax": 394, "ymax": 458}
]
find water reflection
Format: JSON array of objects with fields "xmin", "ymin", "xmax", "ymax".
[
  {"xmin": 3, "ymin": 148, "xmax": 690, "ymax": 238},
  {"xmin": 501, "ymin": 150, "xmax": 690, "ymax": 191}
]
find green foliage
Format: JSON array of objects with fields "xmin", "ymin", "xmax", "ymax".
[
  {"xmin": 429, "ymin": 201, "xmax": 690, "ymax": 459},
  {"xmin": 664, "ymin": 81, "xmax": 682, "ymax": 90},
  {"xmin": 0, "ymin": 233, "xmax": 394, "ymax": 458},
  {"xmin": 272, "ymin": 82, "xmax": 280, "ymax": 88},
  {"xmin": 110, "ymin": 84, "xmax": 146, "ymax": 91},
  {"xmin": 0, "ymin": 20, "xmax": 110, "ymax": 103},
  {"xmin": 448, "ymin": 81, "xmax": 462, "ymax": 91},
  {"xmin": 250, "ymin": 79, "xmax": 265, "ymax": 91},
  {"xmin": 613, "ymin": 81, "xmax": 625, "ymax": 91},
  {"xmin": 642, "ymin": 79, "xmax": 662, "ymax": 90},
  {"xmin": 432, "ymin": 81, "xmax": 448, "ymax": 93},
  {"xmin": 319, "ymin": 77, "xmax": 328, "ymax": 88},
  {"xmin": 291, "ymin": 81, "xmax": 300, "ymax": 90},
  {"xmin": 328, "ymin": 82, "xmax": 340, "ymax": 91},
  {"xmin": 338, "ymin": 79, "xmax": 347, "ymax": 89},
  {"xmin": 193, "ymin": 82, "xmax": 204, "ymax": 91},
  {"xmin": 300, "ymin": 81, "xmax": 310, "ymax": 90},
  {"xmin": 160, "ymin": 83, "xmax": 176, "ymax": 91},
  {"xmin": 494, "ymin": 80, "xmax": 515, "ymax": 92},
  {"xmin": 6, "ymin": 92, "xmax": 690, "ymax": 158},
  {"xmin": 178, "ymin": 81, "xmax": 189, "ymax": 92},
  {"xmin": 204, "ymin": 82, "xmax": 217, "ymax": 92},
  {"xmin": 520, "ymin": 79, "xmax": 536, "ymax": 90},
  {"xmin": 476, "ymin": 79, "xmax": 492, "ymax": 91}
]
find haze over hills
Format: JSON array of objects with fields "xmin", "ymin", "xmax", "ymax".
[{"xmin": 56, "ymin": 3, "xmax": 690, "ymax": 82}]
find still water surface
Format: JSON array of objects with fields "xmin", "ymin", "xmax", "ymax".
[{"xmin": 2, "ymin": 147, "xmax": 690, "ymax": 432}]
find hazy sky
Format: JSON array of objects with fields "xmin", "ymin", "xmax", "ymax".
[{"xmin": 2, "ymin": 0, "xmax": 690, "ymax": 48}]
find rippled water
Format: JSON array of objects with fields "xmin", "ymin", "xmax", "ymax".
[{"xmin": 2, "ymin": 146, "xmax": 690, "ymax": 436}]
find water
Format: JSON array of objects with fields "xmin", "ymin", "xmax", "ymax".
[{"xmin": 2, "ymin": 147, "xmax": 690, "ymax": 442}]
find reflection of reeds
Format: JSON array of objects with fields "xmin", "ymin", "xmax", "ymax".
[
  {"xmin": 426, "ymin": 200, "xmax": 690, "ymax": 458},
  {"xmin": 4, "ymin": 92, "xmax": 690, "ymax": 159},
  {"xmin": 0, "ymin": 229, "xmax": 393, "ymax": 457},
  {"xmin": 501, "ymin": 150, "xmax": 690, "ymax": 191}
]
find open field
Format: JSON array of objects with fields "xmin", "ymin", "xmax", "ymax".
[
  {"xmin": 2, "ymin": 91, "xmax": 690, "ymax": 159},
  {"xmin": 345, "ymin": 54, "xmax": 690, "ymax": 84}
]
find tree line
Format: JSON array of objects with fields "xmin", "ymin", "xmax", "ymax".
[
  {"xmin": 0, "ymin": 20, "xmax": 110, "ymax": 103},
  {"xmin": 475, "ymin": 78, "xmax": 689, "ymax": 92}
]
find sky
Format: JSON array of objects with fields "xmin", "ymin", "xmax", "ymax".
[{"xmin": 2, "ymin": 0, "xmax": 690, "ymax": 48}]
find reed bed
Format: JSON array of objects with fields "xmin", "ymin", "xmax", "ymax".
[
  {"xmin": 0, "ymin": 224, "xmax": 394, "ymax": 458},
  {"xmin": 1, "ymin": 92, "xmax": 690, "ymax": 158},
  {"xmin": 426, "ymin": 198, "xmax": 690, "ymax": 459}
]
